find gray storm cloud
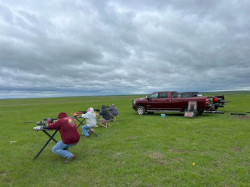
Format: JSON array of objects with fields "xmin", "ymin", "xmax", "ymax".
[{"xmin": 0, "ymin": 0, "xmax": 249, "ymax": 98}]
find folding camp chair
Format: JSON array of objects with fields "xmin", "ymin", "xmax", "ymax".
[
  {"xmin": 111, "ymin": 115, "xmax": 118, "ymax": 122},
  {"xmin": 101, "ymin": 120, "xmax": 111, "ymax": 128},
  {"xmin": 184, "ymin": 101, "xmax": 198, "ymax": 118},
  {"xmin": 88, "ymin": 127, "xmax": 97, "ymax": 136}
]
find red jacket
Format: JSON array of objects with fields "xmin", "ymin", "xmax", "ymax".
[{"xmin": 47, "ymin": 117, "xmax": 80, "ymax": 144}]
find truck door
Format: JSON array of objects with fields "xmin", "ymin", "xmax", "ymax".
[
  {"xmin": 157, "ymin": 92, "xmax": 171, "ymax": 109},
  {"xmin": 146, "ymin": 92, "xmax": 159, "ymax": 109},
  {"xmin": 147, "ymin": 92, "xmax": 171, "ymax": 109},
  {"xmin": 169, "ymin": 92, "xmax": 183, "ymax": 110}
]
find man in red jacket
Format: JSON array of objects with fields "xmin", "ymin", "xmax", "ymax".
[{"xmin": 47, "ymin": 112, "xmax": 80, "ymax": 163}]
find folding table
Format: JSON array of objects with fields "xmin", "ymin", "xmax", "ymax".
[{"xmin": 33, "ymin": 128, "xmax": 59, "ymax": 160}]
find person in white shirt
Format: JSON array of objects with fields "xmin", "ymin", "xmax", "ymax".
[{"xmin": 81, "ymin": 108, "xmax": 97, "ymax": 137}]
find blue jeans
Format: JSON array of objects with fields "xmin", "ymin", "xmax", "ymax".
[
  {"xmin": 52, "ymin": 140, "xmax": 77, "ymax": 159},
  {"xmin": 82, "ymin": 125, "xmax": 90, "ymax": 137}
]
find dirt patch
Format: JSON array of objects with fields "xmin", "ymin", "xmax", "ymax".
[
  {"xmin": 148, "ymin": 152, "xmax": 165, "ymax": 165},
  {"xmin": 169, "ymin": 148, "xmax": 186, "ymax": 153},
  {"xmin": 232, "ymin": 147, "xmax": 242, "ymax": 152},
  {"xmin": 0, "ymin": 171, "xmax": 8, "ymax": 176},
  {"xmin": 156, "ymin": 160, "xmax": 165, "ymax": 165},
  {"xmin": 149, "ymin": 152, "xmax": 164, "ymax": 159},
  {"xmin": 167, "ymin": 158, "xmax": 183, "ymax": 164},
  {"xmin": 129, "ymin": 136, "xmax": 137, "ymax": 139}
]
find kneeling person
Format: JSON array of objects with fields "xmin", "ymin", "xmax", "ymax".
[
  {"xmin": 81, "ymin": 108, "xmax": 97, "ymax": 137},
  {"xmin": 47, "ymin": 112, "xmax": 80, "ymax": 163}
]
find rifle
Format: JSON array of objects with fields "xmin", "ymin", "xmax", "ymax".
[
  {"xmin": 24, "ymin": 121, "xmax": 47, "ymax": 126},
  {"xmin": 78, "ymin": 109, "xmax": 100, "ymax": 113},
  {"xmin": 24, "ymin": 118, "xmax": 57, "ymax": 126},
  {"xmin": 75, "ymin": 109, "xmax": 100, "ymax": 115},
  {"xmin": 43, "ymin": 118, "xmax": 58, "ymax": 121},
  {"xmin": 73, "ymin": 109, "xmax": 99, "ymax": 117},
  {"xmin": 78, "ymin": 111, "xmax": 87, "ymax": 114}
]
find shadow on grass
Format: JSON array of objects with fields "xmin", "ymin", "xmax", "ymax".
[
  {"xmin": 131, "ymin": 112, "xmax": 225, "ymax": 117},
  {"xmin": 131, "ymin": 112, "xmax": 184, "ymax": 117}
]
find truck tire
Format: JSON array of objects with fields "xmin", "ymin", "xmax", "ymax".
[{"xmin": 137, "ymin": 106, "xmax": 146, "ymax": 115}]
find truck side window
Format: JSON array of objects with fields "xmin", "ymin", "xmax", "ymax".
[
  {"xmin": 158, "ymin": 92, "xmax": 168, "ymax": 98},
  {"xmin": 149, "ymin": 93, "xmax": 158, "ymax": 99},
  {"xmin": 172, "ymin": 92, "xmax": 179, "ymax": 98}
]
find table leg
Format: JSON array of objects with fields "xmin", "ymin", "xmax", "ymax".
[
  {"xmin": 42, "ymin": 130, "xmax": 58, "ymax": 143},
  {"xmin": 33, "ymin": 129, "xmax": 59, "ymax": 160},
  {"xmin": 75, "ymin": 118, "xmax": 85, "ymax": 128}
]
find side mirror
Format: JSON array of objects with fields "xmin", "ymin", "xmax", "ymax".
[{"xmin": 146, "ymin": 96, "xmax": 149, "ymax": 100}]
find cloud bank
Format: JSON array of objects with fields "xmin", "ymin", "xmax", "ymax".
[{"xmin": 0, "ymin": 0, "xmax": 249, "ymax": 98}]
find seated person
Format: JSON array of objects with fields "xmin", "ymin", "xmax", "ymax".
[
  {"xmin": 98, "ymin": 105, "xmax": 112, "ymax": 127},
  {"xmin": 81, "ymin": 108, "xmax": 97, "ymax": 137},
  {"xmin": 108, "ymin": 104, "xmax": 118, "ymax": 119}
]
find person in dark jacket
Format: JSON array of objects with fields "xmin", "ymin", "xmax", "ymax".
[
  {"xmin": 108, "ymin": 104, "xmax": 118, "ymax": 120},
  {"xmin": 98, "ymin": 105, "xmax": 111, "ymax": 127},
  {"xmin": 47, "ymin": 112, "xmax": 80, "ymax": 163}
]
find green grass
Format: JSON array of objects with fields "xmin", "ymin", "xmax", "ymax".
[{"xmin": 0, "ymin": 92, "xmax": 249, "ymax": 186}]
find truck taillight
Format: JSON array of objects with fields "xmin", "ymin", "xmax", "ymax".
[{"xmin": 213, "ymin": 97, "xmax": 218, "ymax": 102}]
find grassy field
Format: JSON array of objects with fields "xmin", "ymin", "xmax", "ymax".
[{"xmin": 0, "ymin": 92, "xmax": 249, "ymax": 186}]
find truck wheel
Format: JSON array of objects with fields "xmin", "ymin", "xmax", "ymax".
[{"xmin": 137, "ymin": 106, "xmax": 146, "ymax": 115}]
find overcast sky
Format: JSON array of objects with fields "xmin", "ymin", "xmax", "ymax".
[{"xmin": 0, "ymin": 0, "xmax": 249, "ymax": 99}]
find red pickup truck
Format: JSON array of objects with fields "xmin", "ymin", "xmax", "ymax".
[{"xmin": 132, "ymin": 91, "xmax": 211, "ymax": 115}]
